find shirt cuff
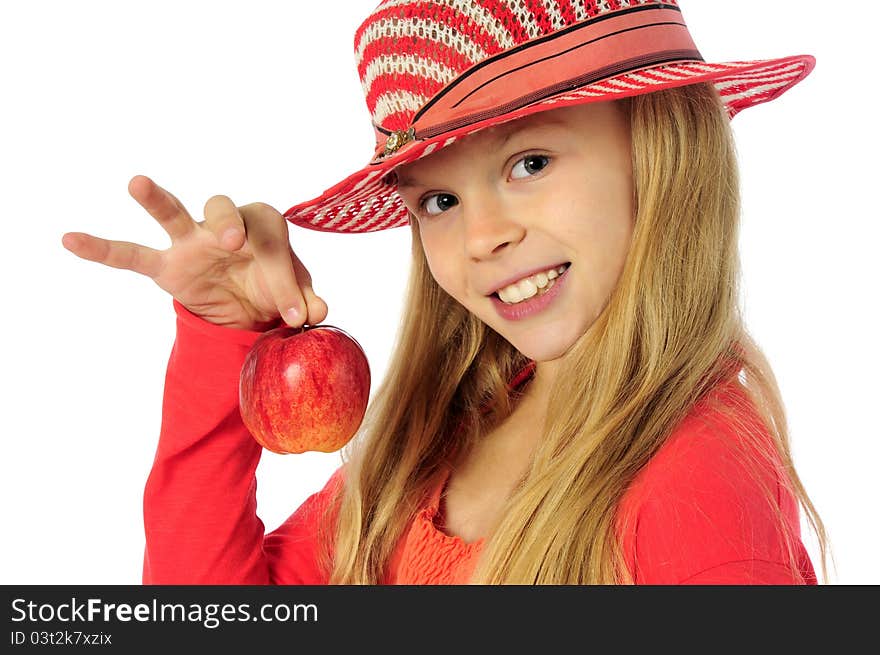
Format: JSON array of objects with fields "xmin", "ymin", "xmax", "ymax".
[{"xmin": 172, "ymin": 297, "xmax": 285, "ymax": 348}]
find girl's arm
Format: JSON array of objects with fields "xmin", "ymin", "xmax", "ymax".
[{"xmin": 142, "ymin": 299, "xmax": 341, "ymax": 584}]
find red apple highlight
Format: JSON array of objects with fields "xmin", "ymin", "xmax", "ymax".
[{"xmin": 239, "ymin": 324, "xmax": 371, "ymax": 454}]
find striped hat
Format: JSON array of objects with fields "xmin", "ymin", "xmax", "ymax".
[{"xmin": 281, "ymin": 0, "xmax": 815, "ymax": 234}]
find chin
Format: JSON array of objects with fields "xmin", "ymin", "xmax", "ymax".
[
  {"xmin": 500, "ymin": 315, "xmax": 594, "ymax": 362},
  {"xmin": 471, "ymin": 301, "xmax": 585, "ymax": 361},
  {"xmin": 502, "ymin": 329, "xmax": 578, "ymax": 362},
  {"xmin": 514, "ymin": 342, "xmax": 572, "ymax": 362}
]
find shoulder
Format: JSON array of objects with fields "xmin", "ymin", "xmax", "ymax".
[{"xmin": 616, "ymin": 380, "xmax": 806, "ymax": 584}]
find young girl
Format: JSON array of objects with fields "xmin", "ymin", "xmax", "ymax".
[{"xmin": 62, "ymin": 0, "xmax": 830, "ymax": 584}]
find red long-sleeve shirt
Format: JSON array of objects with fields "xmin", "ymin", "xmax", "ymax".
[{"xmin": 142, "ymin": 298, "xmax": 817, "ymax": 585}]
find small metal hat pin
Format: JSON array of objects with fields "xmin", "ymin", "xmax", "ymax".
[{"xmin": 383, "ymin": 127, "xmax": 416, "ymax": 157}]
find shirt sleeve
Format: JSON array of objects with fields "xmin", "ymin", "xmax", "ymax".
[
  {"xmin": 626, "ymin": 413, "xmax": 814, "ymax": 585},
  {"xmin": 142, "ymin": 298, "xmax": 343, "ymax": 585}
]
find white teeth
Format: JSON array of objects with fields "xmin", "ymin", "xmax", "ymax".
[{"xmin": 497, "ymin": 264, "xmax": 568, "ymax": 304}]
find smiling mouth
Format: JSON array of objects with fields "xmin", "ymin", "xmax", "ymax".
[{"xmin": 490, "ymin": 262, "xmax": 571, "ymax": 300}]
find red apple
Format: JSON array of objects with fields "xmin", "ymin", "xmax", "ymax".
[{"xmin": 239, "ymin": 324, "xmax": 371, "ymax": 454}]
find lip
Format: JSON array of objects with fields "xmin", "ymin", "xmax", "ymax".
[
  {"xmin": 485, "ymin": 262, "xmax": 570, "ymax": 297},
  {"xmin": 490, "ymin": 264, "xmax": 570, "ymax": 321}
]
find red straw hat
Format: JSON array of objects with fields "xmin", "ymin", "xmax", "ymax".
[{"xmin": 282, "ymin": 0, "xmax": 815, "ymax": 234}]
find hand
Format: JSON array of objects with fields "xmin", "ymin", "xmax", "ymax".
[{"xmin": 61, "ymin": 175, "xmax": 328, "ymax": 331}]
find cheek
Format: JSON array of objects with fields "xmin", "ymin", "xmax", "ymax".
[
  {"xmin": 574, "ymin": 165, "xmax": 634, "ymax": 241},
  {"xmin": 561, "ymin": 175, "xmax": 634, "ymax": 284},
  {"xmin": 591, "ymin": 213, "xmax": 635, "ymax": 297},
  {"xmin": 421, "ymin": 237, "xmax": 460, "ymax": 294},
  {"xmin": 429, "ymin": 263, "xmax": 461, "ymax": 298}
]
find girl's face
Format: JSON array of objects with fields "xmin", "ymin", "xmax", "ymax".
[{"xmin": 395, "ymin": 100, "xmax": 634, "ymax": 363}]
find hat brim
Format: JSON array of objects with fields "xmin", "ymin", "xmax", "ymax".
[{"xmin": 282, "ymin": 54, "xmax": 814, "ymax": 234}]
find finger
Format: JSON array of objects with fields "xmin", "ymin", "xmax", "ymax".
[
  {"xmin": 238, "ymin": 203, "xmax": 309, "ymax": 327},
  {"xmin": 61, "ymin": 231, "xmax": 163, "ymax": 278},
  {"xmin": 289, "ymin": 248, "xmax": 329, "ymax": 326},
  {"xmin": 128, "ymin": 175, "xmax": 197, "ymax": 243},
  {"xmin": 203, "ymin": 195, "xmax": 246, "ymax": 251}
]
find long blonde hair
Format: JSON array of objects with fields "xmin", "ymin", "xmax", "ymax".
[{"xmin": 315, "ymin": 82, "xmax": 832, "ymax": 584}]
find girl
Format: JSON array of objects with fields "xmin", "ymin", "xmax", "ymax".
[{"xmin": 62, "ymin": 0, "xmax": 830, "ymax": 584}]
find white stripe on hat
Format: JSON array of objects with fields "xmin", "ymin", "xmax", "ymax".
[
  {"xmin": 359, "ymin": 192, "xmax": 404, "ymax": 232},
  {"xmin": 673, "ymin": 62, "xmax": 727, "ymax": 75},
  {"xmin": 361, "ymin": 54, "xmax": 459, "ymax": 100},
  {"xmin": 350, "ymin": 169, "xmax": 387, "ymax": 193},
  {"xmin": 715, "ymin": 69, "xmax": 804, "ymax": 93},
  {"xmin": 601, "ymin": 76, "xmax": 646, "ymax": 91},
  {"xmin": 371, "ymin": 205, "xmax": 409, "ymax": 232},
  {"xmin": 420, "ymin": 142, "xmax": 439, "ymax": 158},
  {"xmin": 372, "ymin": 89, "xmax": 430, "ymax": 126},
  {"xmin": 330, "ymin": 186, "xmax": 395, "ymax": 233},
  {"xmin": 313, "ymin": 178, "xmax": 379, "ymax": 227},
  {"xmin": 629, "ymin": 67, "xmax": 694, "ymax": 83},
  {"xmin": 720, "ymin": 78, "xmax": 800, "ymax": 106},
  {"xmin": 718, "ymin": 61, "xmax": 803, "ymax": 82}
]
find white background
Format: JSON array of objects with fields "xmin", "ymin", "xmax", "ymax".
[{"xmin": 1, "ymin": 1, "xmax": 876, "ymax": 585}]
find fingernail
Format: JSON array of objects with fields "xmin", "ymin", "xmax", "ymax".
[
  {"xmin": 222, "ymin": 228, "xmax": 239, "ymax": 246},
  {"xmin": 284, "ymin": 306, "xmax": 301, "ymax": 325}
]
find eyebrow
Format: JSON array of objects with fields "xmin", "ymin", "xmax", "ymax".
[{"xmin": 396, "ymin": 118, "xmax": 567, "ymax": 190}]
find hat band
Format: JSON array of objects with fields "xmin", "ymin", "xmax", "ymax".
[{"xmin": 371, "ymin": 3, "xmax": 701, "ymax": 160}]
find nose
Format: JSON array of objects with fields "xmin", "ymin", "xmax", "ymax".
[{"xmin": 460, "ymin": 189, "xmax": 526, "ymax": 261}]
